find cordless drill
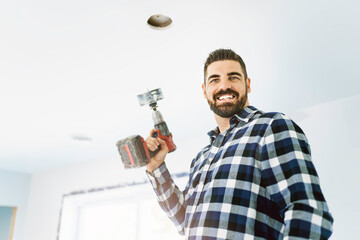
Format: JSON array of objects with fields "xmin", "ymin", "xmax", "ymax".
[{"xmin": 116, "ymin": 88, "xmax": 176, "ymax": 169}]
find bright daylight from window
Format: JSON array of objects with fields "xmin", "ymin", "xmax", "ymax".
[{"xmin": 58, "ymin": 176, "xmax": 187, "ymax": 240}]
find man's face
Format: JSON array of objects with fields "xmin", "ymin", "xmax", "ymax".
[{"xmin": 202, "ymin": 60, "xmax": 251, "ymax": 118}]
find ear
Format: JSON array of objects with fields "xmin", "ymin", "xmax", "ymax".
[
  {"xmin": 246, "ymin": 78, "xmax": 251, "ymax": 93},
  {"xmin": 202, "ymin": 83, "xmax": 207, "ymax": 98}
]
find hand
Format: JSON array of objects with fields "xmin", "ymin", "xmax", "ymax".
[{"xmin": 146, "ymin": 129, "xmax": 169, "ymax": 173}]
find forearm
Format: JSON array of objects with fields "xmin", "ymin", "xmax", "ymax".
[{"xmin": 146, "ymin": 163, "xmax": 186, "ymax": 234}]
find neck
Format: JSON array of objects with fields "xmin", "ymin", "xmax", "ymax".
[
  {"xmin": 214, "ymin": 115, "xmax": 231, "ymax": 133},
  {"xmin": 214, "ymin": 103, "xmax": 250, "ymax": 133}
]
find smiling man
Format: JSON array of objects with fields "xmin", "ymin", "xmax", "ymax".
[
  {"xmin": 202, "ymin": 58, "xmax": 250, "ymax": 133},
  {"xmin": 146, "ymin": 49, "xmax": 333, "ymax": 239}
]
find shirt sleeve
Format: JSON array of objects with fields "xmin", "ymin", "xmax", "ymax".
[
  {"xmin": 146, "ymin": 162, "xmax": 187, "ymax": 235},
  {"xmin": 259, "ymin": 113, "xmax": 333, "ymax": 239}
]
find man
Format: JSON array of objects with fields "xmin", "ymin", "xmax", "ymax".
[{"xmin": 145, "ymin": 49, "xmax": 333, "ymax": 239}]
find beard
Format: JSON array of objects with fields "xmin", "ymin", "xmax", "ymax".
[{"xmin": 207, "ymin": 88, "xmax": 248, "ymax": 118}]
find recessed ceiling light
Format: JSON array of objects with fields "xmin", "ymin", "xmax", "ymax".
[
  {"xmin": 71, "ymin": 135, "xmax": 92, "ymax": 143},
  {"xmin": 147, "ymin": 14, "xmax": 172, "ymax": 29}
]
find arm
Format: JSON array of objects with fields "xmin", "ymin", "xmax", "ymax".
[
  {"xmin": 146, "ymin": 163, "xmax": 187, "ymax": 235},
  {"xmin": 145, "ymin": 130, "xmax": 187, "ymax": 235},
  {"xmin": 259, "ymin": 113, "xmax": 333, "ymax": 239}
]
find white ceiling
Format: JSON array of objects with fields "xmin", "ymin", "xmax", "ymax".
[{"xmin": 0, "ymin": 0, "xmax": 359, "ymax": 173}]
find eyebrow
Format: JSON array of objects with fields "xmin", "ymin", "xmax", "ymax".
[
  {"xmin": 207, "ymin": 72, "xmax": 242, "ymax": 82},
  {"xmin": 207, "ymin": 74, "xmax": 220, "ymax": 82},
  {"xmin": 227, "ymin": 72, "xmax": 242, "ymax": 77}
]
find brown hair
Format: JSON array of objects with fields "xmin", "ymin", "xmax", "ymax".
[{"xmin": 204, "ymin": 49, "xmax": 248, "ymax": 84}]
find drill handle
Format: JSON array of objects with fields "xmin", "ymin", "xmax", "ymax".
[
  {"xmin": 148, "ymin": 130, "xmax": 161, "ymax": 157},
  {"xmin": 153, "ymin": 128, "xmax": 176, "ymax": 152}
]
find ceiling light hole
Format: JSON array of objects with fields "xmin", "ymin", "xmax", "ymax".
[{"xmin": 147, "ymin": 14, "xmax": 172, "ymax": 29}]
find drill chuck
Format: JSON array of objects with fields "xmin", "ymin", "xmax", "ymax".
[{"xmin": 152, "ymin": 109, "xmax": 164, "ymax": 125}]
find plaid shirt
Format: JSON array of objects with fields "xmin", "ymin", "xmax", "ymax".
[{"xmin": 147, "ymin": 106, "xmax": 333, "ymax": 239}]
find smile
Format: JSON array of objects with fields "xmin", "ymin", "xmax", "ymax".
[{"xmin": 217, "ymin": 94, "xmax": 235, "ymax": 101}]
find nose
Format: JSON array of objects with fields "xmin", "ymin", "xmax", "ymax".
[{"xmin": 218, "ymin": 77, "xmax": 232, "ymax": 91}]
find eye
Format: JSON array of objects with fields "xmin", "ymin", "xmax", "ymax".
[
  {"xmin": 209, "ymin": 78, "xmax": 219, "ymax": 84},
  {"xmin": 229, "ymin": 76, "xmax": 240, "ymax": 81}
]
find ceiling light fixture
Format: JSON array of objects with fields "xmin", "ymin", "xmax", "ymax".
[
  {"xmin": 71, "ymin": 135, "xmax": 93, "ymax": 143},
  {"xmin": 147, "ymin": 14, "xmax": 172, "ymax": 29}
]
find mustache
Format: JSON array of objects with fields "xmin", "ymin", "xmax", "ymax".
[{"xmin": 213, "ymin": 89, "xmax": 239, "ymax": 101}]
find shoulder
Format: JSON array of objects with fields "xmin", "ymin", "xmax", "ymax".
[
  {"xmin": 249, "ymin": 109, "xmax": 284, "ymax": 124},
  {"xmin": 257, "ymin": 111, "xmax": 284, "ymax": 121},
  {"xmin": 248, "ymin": 110, "xmax": 286, "ymax": 130},
  {"xmin": 252, "ymin": 110, "xmax": 306, "ymax": 136},
  {"xmin": 256, "ymin": 111, "xmax": 309, "ymax": 150},
  {"xmin": 256, "ymin": 110, "xmax": 298, "ymax": 126}
]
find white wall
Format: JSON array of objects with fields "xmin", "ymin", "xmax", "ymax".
[
  {"xmin": 23, "ymin": 95, "xmax": 359, "ymax": 240},
  {"xmin": 23, "ymin": 157, "xmax": 125, "ymax": 240},
  {"xmin": 0, "ymin": 170, "xmax": 31, "ymax": 240}
]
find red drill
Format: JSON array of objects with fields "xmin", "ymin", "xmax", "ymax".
[{"xmin": 116, "ymin": 88, "xmax": 176, "ymax": 169}]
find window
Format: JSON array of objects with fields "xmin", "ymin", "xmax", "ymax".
[
  {"xmin": 0, "ymin": 206, "xmax": 17, "ymax": 240},
  {"xmin": 58, "ymin": 173, "xmax": 187, "ymax": 240}
]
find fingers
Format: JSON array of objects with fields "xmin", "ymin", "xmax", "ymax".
[
  {"xmin": 146, "ymin": 129, "xmax": 160, "ymax": 151},
  {"xmin": 146, "ymin": 129, "xmax": 168, "ymax": 153},
  {"xmin": 146, "ymin": 137, "xmax": 168, "ymax": 173},
  {"xmin": 146, "ymin": 136, "xmax": 160, "ymax": 151}
]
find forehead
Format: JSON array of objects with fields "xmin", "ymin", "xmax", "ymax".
[{"xmin": 206, "ymin": 60, "xmax": 243, "ymax": 77}]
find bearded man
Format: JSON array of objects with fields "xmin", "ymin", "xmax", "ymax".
[{"xmin": 145, "ymin": 49, "xmax": 333, "ymax": 239}]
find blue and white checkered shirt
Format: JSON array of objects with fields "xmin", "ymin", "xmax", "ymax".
[{"xmin": 147, "ymin": 106, "xmax": 333, "ymax": 239}]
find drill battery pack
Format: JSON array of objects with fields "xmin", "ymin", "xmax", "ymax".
[{"xmin": 116, "ymin": 135, "xmax": 150, "ymax": 169}]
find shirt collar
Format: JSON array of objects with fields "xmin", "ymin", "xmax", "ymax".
[{"xmin": 207, "ymin": 106, "xmax": 261, "ymax": 142}]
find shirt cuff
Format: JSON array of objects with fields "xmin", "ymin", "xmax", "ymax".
[{"xmin": 146, "ymin": 162, "xmax": 170, "ymax": 188}]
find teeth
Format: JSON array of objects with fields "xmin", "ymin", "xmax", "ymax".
[{"xmin": 218, "ymin": 95, "xmax": 234, "ymax": 100}]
